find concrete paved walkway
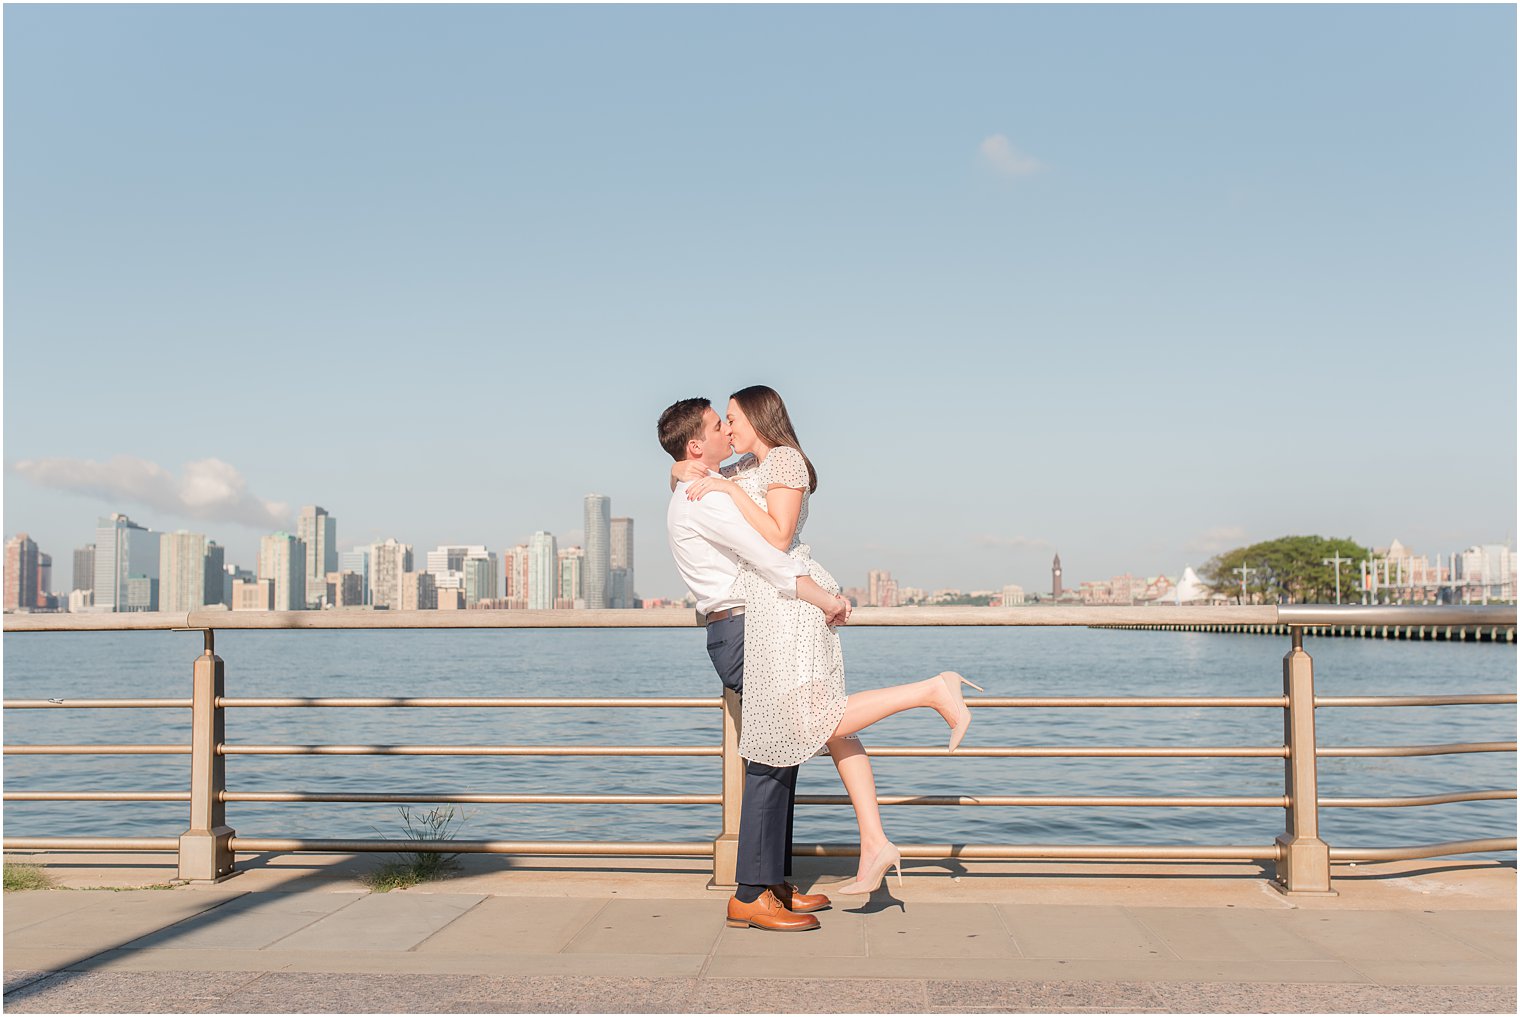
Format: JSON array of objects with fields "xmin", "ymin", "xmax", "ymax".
[{"xmin": 3, "ymin": 852, "xmax": 1514, "ymax": 1013}]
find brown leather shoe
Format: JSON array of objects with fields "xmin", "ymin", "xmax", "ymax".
[
  {"xmin": 726, "ymin": 889, "xmax": 820, "ymax": 931},
  {"xmin": 773, "ymin": 882, "xmax": 831, "ymax": 914}
]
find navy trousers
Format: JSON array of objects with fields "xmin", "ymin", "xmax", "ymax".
[{"xmin": 705, "ymin": 614, "xmax": 795, "ymax": 886}]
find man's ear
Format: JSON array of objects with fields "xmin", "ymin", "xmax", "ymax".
[{"xmin": 685, "ymin": 439, "xmax": 703, "ymax": 461}]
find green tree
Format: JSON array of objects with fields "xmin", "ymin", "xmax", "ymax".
[{"xmin": 1201, "ymin": 536, "xmax": 1371, "ymax": 604}]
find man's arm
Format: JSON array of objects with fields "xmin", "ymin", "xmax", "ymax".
[
  {"xmin": 685, "ymin": 490, "xmax": 847, "ymax": 624},
  {"xmin": 797, "ymin": 576, "xmax": 849, "ymax": 625},
  {"xmin": 685, "ymin": 490, "xmax": 806, "ymax": 595}
]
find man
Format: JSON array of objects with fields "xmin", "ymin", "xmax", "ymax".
[{"xmin": 659, "ymin": 397, "xmax": 848, "ymax": 932}]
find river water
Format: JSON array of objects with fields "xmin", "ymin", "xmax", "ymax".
[{"xmin": 3, "ymin": 627, "xmax": 1514, "ymax": 856}]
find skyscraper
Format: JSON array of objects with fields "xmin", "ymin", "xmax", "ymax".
[
  {"xmin": 36, "ymin": 553, "xmax": 52, "ymax": 609},
  {"xmin": 868, "ymin": 570, "xmax": 894, "ymax": 608},
  {"xmin": 338, "ymin": 546, "xmax": 371, "ymax": 605},
  {"xmin": 462, "ymin": 553, "xmax": 499, "ymax": 605},
  {"xmin": 159, "ymin": 531, "xmax": 209, "ymax": 612},
  {"xmin": 5, "ymin": 534, "xmax": 39, "ymax": 612},
  {"xmin": 610, "ymin": 516, "xmax": 634, "ymax": 608},
  {"xmin": 93, "ymin": 515, "xmax": 160, "ymax": 613},
  {"xmin": 583, "ymin": 494, "xmax": 611, "ymax": 609},
  {"xmin": 369, "ymin": 538, "xmax": 413, "ymax": 610},
  {"xmin": 557, "ymin": 545, "xmax": 585, "ymax": 609},
  {"xmin": 203, "ymin": 542, "xmax": 227, "ymax": 607},
  {"xmin": 503, "ymin": 543, "xmax": 530, "ymax": 609},
  {"xmin": 73, "ymin": 545, "xmax": 95, "ymax": 593},
  {"xmin": 258, "ymin": 533, "xmax": 307, "ymax": 611},
  {"xmin": 527, "ymin": 532, "xmax": 558, "ymax": 610},
  {"xmin": 297, "ymin": 506, "xmax": 337, "ymax": 609}
]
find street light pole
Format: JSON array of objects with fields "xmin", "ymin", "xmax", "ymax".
[
  {"xmin": 1322, "ymin": 553, "xmax": 1352, "ymax": 605},
  {"xmin": 1232, "ymin": 564, "xmax": 1258, "ymax": 605}
]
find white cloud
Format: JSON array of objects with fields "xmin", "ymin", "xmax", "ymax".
[
  {"xmin": 1184, "ymin": 525, "xmax": 1249, "ymax": 555},
  {"xmin": 10, "ymin": 455, "xmax": 291, "ymax": 530},
  {"xmin": 975, "ymin": 534, "xmax": 1052, "ymax": 551},
  {"xmin": 978, "ymin": 134, "xmax": 1042, "ymax": 177}
]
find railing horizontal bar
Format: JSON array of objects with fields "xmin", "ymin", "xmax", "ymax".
[
  {"xmin": 3, "ymin": 837, "xmax": 180, "ymax": 850},
  {"xmin": 798, "ymin": 795, "xmax": 1289, "ymax": 807},
  {"xmin": 4, "ymin": 791, "xmax": 191, "ymax": 802},
  {"xmin": 3, "ymin": 745, "xmax": 191, "ymax": 755},
  {"xmin": 861, "ymin": 746, "xmax": 1288, "ymax": 758},
  {"xmin": 228, "ymin": 838, "xmax": 713, "ymax": 855},
  {"xmin": 1279, "ymin": 605, "xmax": 1517, "ymax": 627},
  {"xmin": 1316, "ymin": 695, "xmax": 1517, "ymax": 707},
  {"xmin": 1317, "ymin": 742, "xmax": 1516, "ymax": 757},
  {"xmin": 969, "ymin": 697, "xmax": 1288, "ymax": 708},
  {"xmin": 795, "ymin": 843, "xmax": 1283, "ymax": 860},
  {"xmin": 1321, "ymin": 790, "xmax": 1516, "ymax": 808},
  {"xmin": 218, "ymin": 745, "xmax": 720, "ymax": 756},
  {"xmin": 217, "ymin": 697, "xmax": 721, "ymax": 708},
  {"xmin": 3, "ymin": 699, "xmax": 192, "ymax": 709},
  {"xmin": 222, "ymin": 791, "xmax": 722, "ymax": 805},
  {"xmin": 1328, "ymin": 839, "xmax": 1518, "ymax": 861},
  {"xmin": 221, "ymin": 838, "xmax": 1285, "ymax": 861}
]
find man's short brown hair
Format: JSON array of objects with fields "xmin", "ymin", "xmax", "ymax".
[{"xmin": 658, "ymin": 398, "xmax": 711, "ymax": 461}]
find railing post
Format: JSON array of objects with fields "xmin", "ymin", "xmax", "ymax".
[
  {"xmin": 709, "ymin": 688, "xmax": 742, "ymax": 889},
  {"xmin": 179, "ymin": 630, "xmax": 235, "ymax": 882},
  {"xmin": 1274, "ymin": 626, "xmax": 1335, "ymax": 895}
]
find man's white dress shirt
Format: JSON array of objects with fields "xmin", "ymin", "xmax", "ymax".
[{"xmin": 666, "ymin": 477, "xmax": 807, "ymax": 615}]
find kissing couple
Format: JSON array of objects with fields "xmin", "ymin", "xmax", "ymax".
[{"xmin": 660, "ymin": 385, "xmax": 983, "ymax": 932}]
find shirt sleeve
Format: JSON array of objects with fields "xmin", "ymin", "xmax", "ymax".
[
  {"xmin": 686, "ymin": 492, "xmax": 807, "ymax": 595},
  {"xmin": 766, "ymin": 446, "xmax": 810, "ymax": 490}
]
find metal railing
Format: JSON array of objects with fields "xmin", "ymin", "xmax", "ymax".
[{"xmin": 3, "ymin": 605, "xmax": 1514, "ymax": 895}]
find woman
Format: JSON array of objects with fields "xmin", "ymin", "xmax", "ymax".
[{"xmin": 674, "ymin": 385, "xmax": 981, "ymax": 894}]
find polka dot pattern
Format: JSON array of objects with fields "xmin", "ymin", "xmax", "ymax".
[{"xmin": 730, "ymin": 446, "xmax": 849, "ymax": 767}]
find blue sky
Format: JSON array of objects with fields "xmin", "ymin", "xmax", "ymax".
[{"xmin": 4, "ymin": 4, "xmax": 1515, "ymax": 599}]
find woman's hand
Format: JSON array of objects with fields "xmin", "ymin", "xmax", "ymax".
[
  {"xmin": 670, "ymin": 459, "xmax": 710, "ymax": 490},
  {"xmin": 686, "ymin": 475, "xmax": 738, "ymax": 501}
]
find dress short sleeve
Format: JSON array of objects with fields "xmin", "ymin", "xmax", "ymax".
[{"xmin": 766, "ymin": 446, "xmax": 810, "ymax": 490}]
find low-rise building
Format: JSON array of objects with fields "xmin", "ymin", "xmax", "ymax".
[
  {"xmin": 400, "ymin": 571, "xmax": 437, "ymax": 611},
  {"xmin": 232, "ymin": 578, "xmax": 275, "ymax": 611}
]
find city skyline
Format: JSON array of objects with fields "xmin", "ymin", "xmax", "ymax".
[
  {"xmin": 7, "ymin": 494, "xmax": 1511, "ymax": 611},
  {"xmin": 3, "ymin": 6, "xmax": 1514, "ymax": 600}
]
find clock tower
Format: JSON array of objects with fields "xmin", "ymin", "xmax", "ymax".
[{"xmin": 1052, "ymin": 553, "xmax": 1063, "ymax": 599}]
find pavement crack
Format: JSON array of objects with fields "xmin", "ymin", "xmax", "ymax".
[
  {"xmin": 408, "ymin": 895, "xmax": 491, "ymax": 952},
  {"xmin": 556, "ymin": 897, "xmax": 616, "ymax": 955},
  {"xmin": 259, "ymin": 891, "xmax": 369, "ymax": 951}
]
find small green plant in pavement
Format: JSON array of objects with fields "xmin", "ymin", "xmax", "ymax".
[
  {"xmin": 4, "ymin": 863, "xmax": 54, "ymax": 892},
  {"xmin": 363, "ymin": 805, "xmax": 471, "ymax": 892}
]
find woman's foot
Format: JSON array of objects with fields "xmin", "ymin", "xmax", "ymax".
[
  {"xmin": 927, "ymin": 671, "xmax": 983, "ymax": 752},
  {"xmin": 836, "ymin": 840, "xmax": 902, "ymax": 895}
]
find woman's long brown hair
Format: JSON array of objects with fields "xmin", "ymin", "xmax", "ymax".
[{"xmin": 730, "ymin": 385, "xmax": 818, "ymax": 493}]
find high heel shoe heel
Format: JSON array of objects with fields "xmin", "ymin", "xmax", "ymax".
[
  {"xmin": 835, "ymin": 842, "xmax": 902, "ymax": 895},
  {"xmin": 939, "ymin": 672, "xmax": 984, "ymax": 753}
]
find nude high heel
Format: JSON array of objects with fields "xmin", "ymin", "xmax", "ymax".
[
  {"xmin": 834, "ymin": 841, "xmax": 903, "ymax": 895},
  {"xmin": 939, "ymin": 671, "xmax": 984, "ymax": 753}
]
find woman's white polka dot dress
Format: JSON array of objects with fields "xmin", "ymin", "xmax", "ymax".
[{"xmin": 730, "ymin": 445, "xmax": 849, "ymax": 767}]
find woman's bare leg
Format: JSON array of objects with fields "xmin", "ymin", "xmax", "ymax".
[
  {"xmin": 830, "ymin": 674, "xmax": 961, "ymax": 741},
  {"xmin": 826, "ymin": 732, "xmax": 888, "ymax": 883},
  {"xmin": 825, "ymin": 672, "xmax": 973, "ymax": 882}
]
